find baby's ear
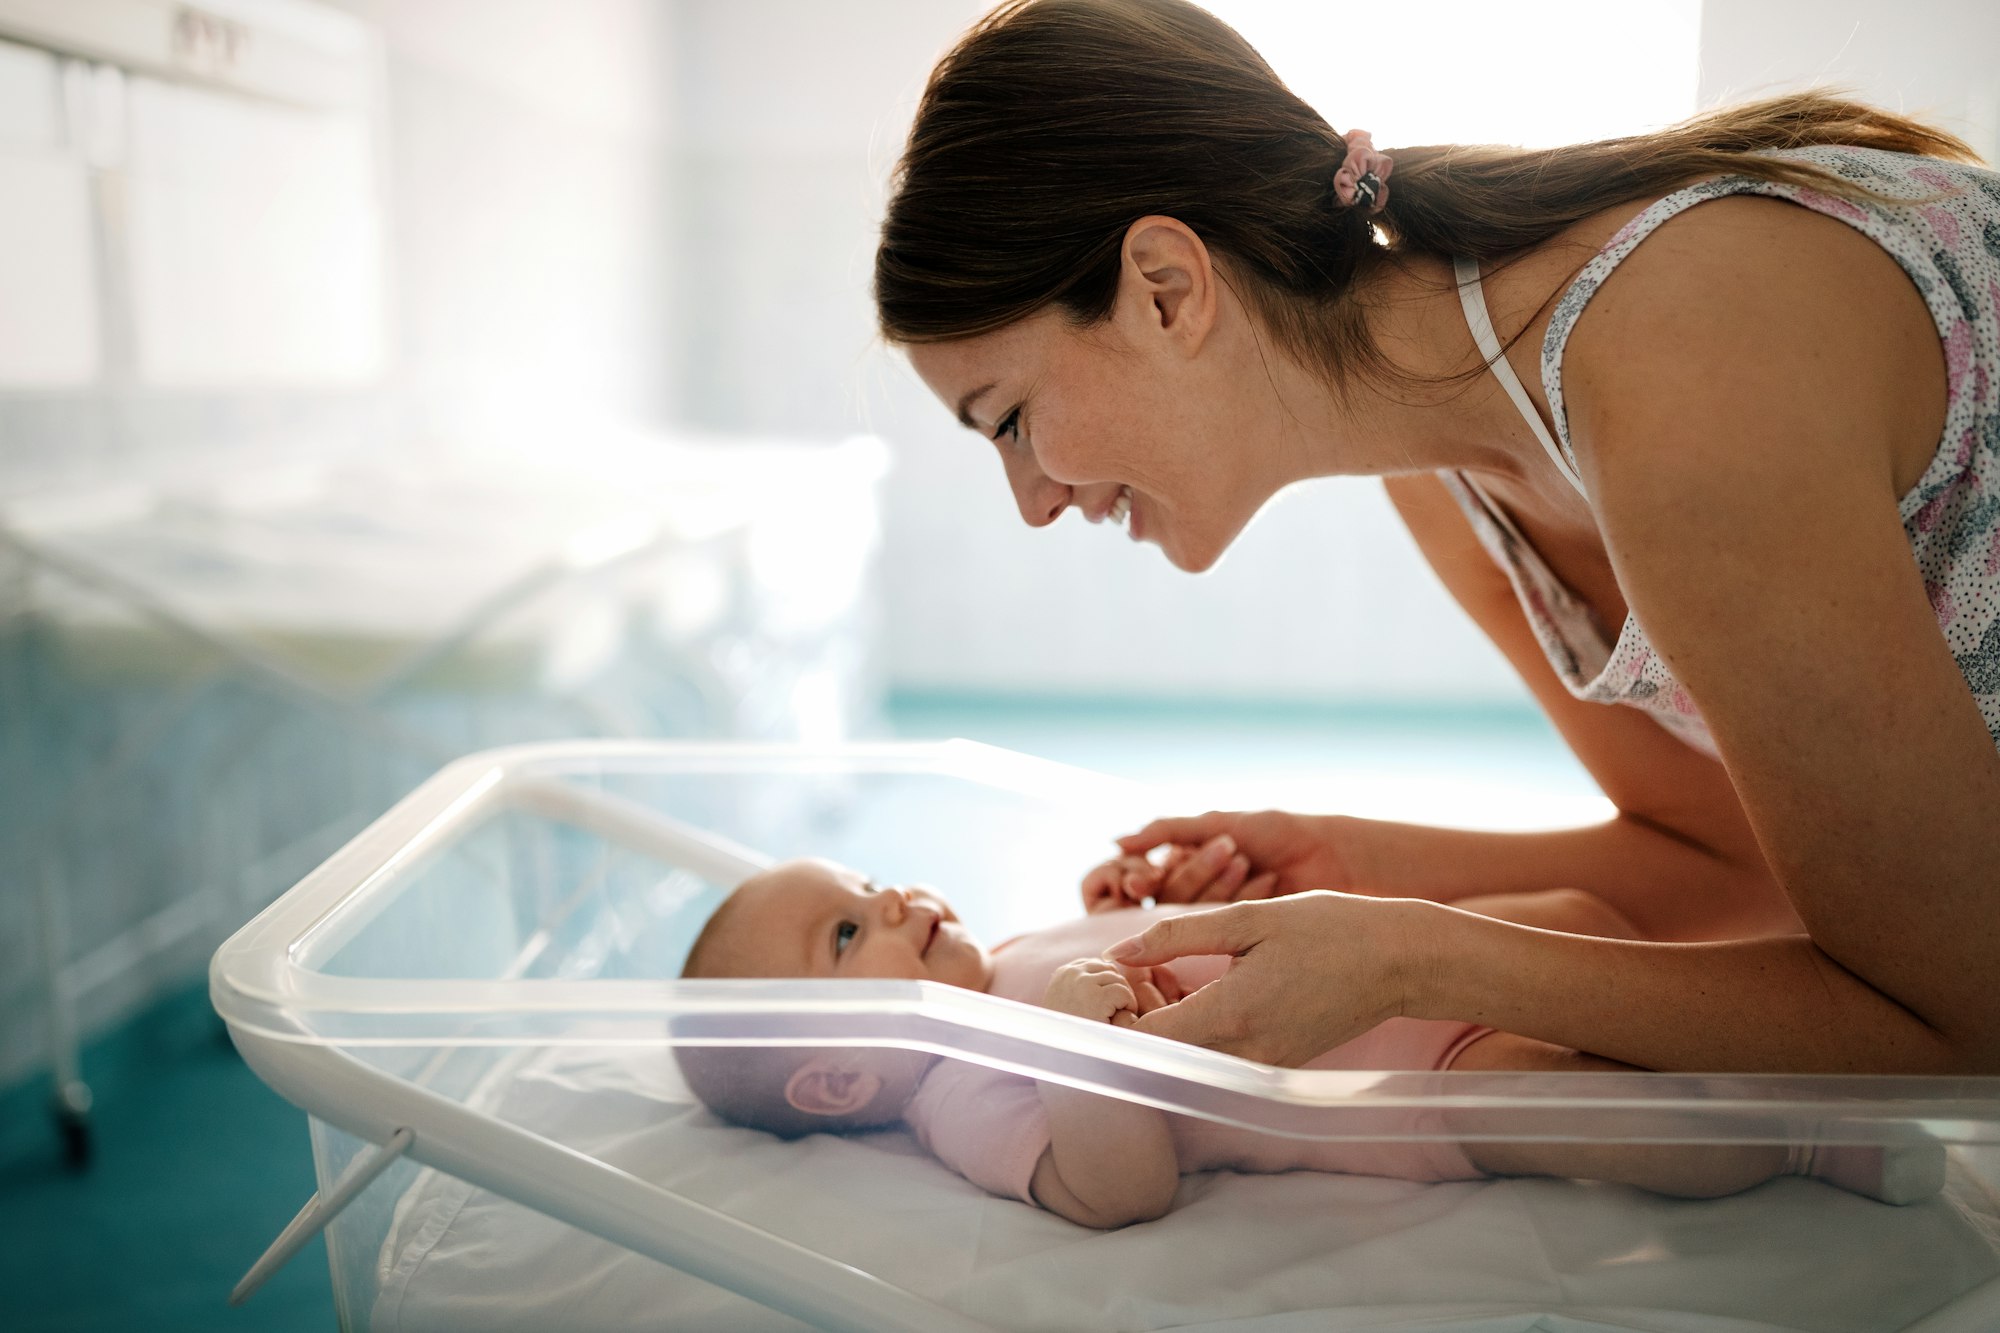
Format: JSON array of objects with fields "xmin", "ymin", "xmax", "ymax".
[{"xmin": 783, "ymin": 1055, "xmax": 884, "ymax": 1118}]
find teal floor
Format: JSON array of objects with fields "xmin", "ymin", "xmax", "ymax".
[
  {"xmin": 2, "ymin": 693, "xmax": 1581, "ymax": 1332},
  {"xmin": 1, "ymin": 984, "xmax": 336, "ymax": 1332}
]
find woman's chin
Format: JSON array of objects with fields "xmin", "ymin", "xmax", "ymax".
[{"xmin": 1158, "ymin": 526, "xmax": 1233, "ymax": 574}]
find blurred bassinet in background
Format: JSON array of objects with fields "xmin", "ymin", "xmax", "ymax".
[
  {"xmin": 1, "ymin": 431, "xmax": 889, "ymax": 1163},
  {"xmin": 0, "ymin": 0, "xmax": 893, "ymax": 1166}
]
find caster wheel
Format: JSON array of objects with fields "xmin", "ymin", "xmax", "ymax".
[{"xmin": 54, "ymin": 1081, "xmax": 94, "ymax": 1171}]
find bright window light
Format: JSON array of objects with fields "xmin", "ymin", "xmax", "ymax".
[{"xmin": 1204, "ymin": 1, "xmax": 1701, "ymax": 150}]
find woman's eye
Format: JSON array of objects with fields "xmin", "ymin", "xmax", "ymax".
[
  {"xmin": 991, "ymin": 408, "xmax": 1021, "ymax": 444},
  {"xmin": 834, "ymin": 921, "xmax": 859, "ymax": 956}
]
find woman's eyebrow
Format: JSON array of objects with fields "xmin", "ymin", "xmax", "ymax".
[{"xmin": 955, "ymin": 382, "xmax": 996, "ymax": 429}]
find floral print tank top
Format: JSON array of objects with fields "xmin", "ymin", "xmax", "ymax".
[{"xmin": 1440, "ymin": 144, "xmax": 2000, "ymax": 761}]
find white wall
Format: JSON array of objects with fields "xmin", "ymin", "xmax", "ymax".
[
  {"xmin": 1697, "ymin": 0, "xmax": 1999, "ymax": 160},
  {"xmin": 362, "ymin": 0, "xmax": 678, "ymax": 441},
  {"xmin": 0, "ymin": 0, "xmax": 680, "ymax": 499}
]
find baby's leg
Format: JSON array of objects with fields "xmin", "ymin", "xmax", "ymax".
[{"xmin": 1450, "ymin": 1033, "xmax": 1788, "ymax": 1198}]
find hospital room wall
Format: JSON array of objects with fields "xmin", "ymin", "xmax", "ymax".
[
  {"xmin": 357, "ymin": 0, "xmax": 679, "ymax": 445},
  {"xmin": 670, "ymin": 0, "xmax": 1999, "ymax": 710},
  {"xmin": 0, "ymin": 0, "xmax": 682, "ymax": 1087},
  {"xmin": 0, "ymin": 0, "xmax": 679, "ymax": 504}
]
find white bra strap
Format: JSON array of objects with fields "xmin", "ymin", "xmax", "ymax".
[{"xmin": 1453, "ymin": 256, "xmax": 1588, "ymax": 497}]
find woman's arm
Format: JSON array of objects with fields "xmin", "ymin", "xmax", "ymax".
[
  {"xmin": 1115, "ymin": 469, "xmax": 1799, "ymax": 943},
  {"xmin": 1340, "ymin": 812, "xmax": 1787, "ymax": 940},
  {"xmin": 1121, "ymin": 201, "xmax": 2000, "ymax": 1076},
  {"xmin": 1110, "ymin": 891, "xmax": 1962, "ymax": 1074},
  {"xmin": 1114, "ymin": 807, "xmax": 1794, "ymax": 942},
  {"xmin": 1560, "ymin": 197, "xmax": 2000, "ymax": 1070},
  {"xmin": 1370, "ymin": 470, "xmax": 1795, "ymax": 939},
  {"xmin": 1414, "ymin": 907, "xmax": 1953, "ymax": 1074}
]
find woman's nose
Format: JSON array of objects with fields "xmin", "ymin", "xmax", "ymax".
[{"xmin": 1002, "ymin": 452, "xmax": 1070, "ymax": 527}]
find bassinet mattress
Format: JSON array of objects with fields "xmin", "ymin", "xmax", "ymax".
[{"xmin": 370, "ymin": 1044, "xmax": 2000, "ymax": 1333}]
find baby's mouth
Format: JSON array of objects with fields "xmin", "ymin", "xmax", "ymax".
[{"xmin": 923, "ymin": 916, "xmax": 940, "ymax": 956}]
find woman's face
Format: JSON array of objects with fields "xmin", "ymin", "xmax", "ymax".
[{"xmin": 905, "ymin": 276, "xmax": 1286, "ymax": 574}]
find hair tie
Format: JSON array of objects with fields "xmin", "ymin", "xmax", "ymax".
[{"xmin": 1332, "ymin": 129, "xmax": 1393, "ymax": 214}]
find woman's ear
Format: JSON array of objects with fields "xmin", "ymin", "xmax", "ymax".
[
  {"xmin": 1116, "ymin": 215, "xmax": 1218, "ymax": 354},
  {"xmin": 783, "ymin": 1055, "xmax": 884, "ymax": 1118}
]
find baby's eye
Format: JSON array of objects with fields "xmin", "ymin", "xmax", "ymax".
[{"xmin": 834, "ymin": 920, "xmax": 859, "ymax": 956}]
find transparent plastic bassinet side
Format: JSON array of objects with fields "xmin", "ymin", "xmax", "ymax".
[{"xmin": 211, "ymin": 741, "xmax": 2000, "ymax": 1332}]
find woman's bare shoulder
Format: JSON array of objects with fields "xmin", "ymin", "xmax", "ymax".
[{"xmin": 1560, "ymin": 190, "xmax": 1945, "ymax": 500}]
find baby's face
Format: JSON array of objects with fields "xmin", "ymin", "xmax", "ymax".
[{"xmin": 714, "ymin": 860, "xmax": 994, "ymax": 991}]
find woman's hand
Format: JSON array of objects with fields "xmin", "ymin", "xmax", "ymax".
[
  {"xmin": 1082, "ymin": 846, "xmax": 1272, "ymax": 912},
  {"xmin": 1104, "ymin": 892, "xmax": 1428, "ymax": 1064},
  {"xmin": 1111, "ymin": 810, "xmax": 1353, "ymax": 905}
]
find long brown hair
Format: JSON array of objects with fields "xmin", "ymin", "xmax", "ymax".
[{"xmin": 874, "ymin": 0, "xmax": 1983, "ymax": 389}]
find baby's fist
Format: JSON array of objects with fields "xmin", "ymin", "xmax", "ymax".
[
  {"xmin": 1081, "ymin": 854, "xmax": 1166, "ymax": 914},
  {"xmin": 1043, "ymin": 958, "xmax": 1142, "ymax": 1026}
]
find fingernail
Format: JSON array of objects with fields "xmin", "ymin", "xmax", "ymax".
[{"xmin": 1105, "ymin": 939, "xmax": 1139, "ymax": 961}]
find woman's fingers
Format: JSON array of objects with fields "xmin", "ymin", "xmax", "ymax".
[
  {"xmin": 1129, "ymin": 982, "xmax": 1242, "ymax": 1052},
  {"xmin": 1129, "ymin": 893, "xmax": 1420, "ymax": 1066},
  {"xmin": 1195, "ymin": 853, "xmax": 1252, "ymax": 903},
  {"xmin": 1159, "ymin": 833, "xmax": 1238, "ymax": 902},
  {"xmin": 1104, "ymin": 901, "xmax": 1260, "ymax": 967},
  {"xmin": 1237, "ymin": 871, "xmax": 1282, "ymax": 900},
  {"xmin": 1131, "ymin": 975, "xmax": 1168, "ymax": 1014},
  {"xmin": 1122, "ymin": 860, "xmax": 1166, "ymax": 902},
  {"xmin": 1115, "ymin": 961, "xmax": 1187, "ymax": 1005},
  {"xmin": 1116, "ymin": 812, "xmax": 1231, "ymax": 856}
]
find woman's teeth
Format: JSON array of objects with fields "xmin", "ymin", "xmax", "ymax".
[{"xmin": 1108, "ymin": 486, "xmax": 1132, "ymax": 527}]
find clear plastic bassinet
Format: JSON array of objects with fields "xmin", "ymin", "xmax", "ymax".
[{"xmin": 210, "ymin": 741, "xmax": 2000, "ymax": 1333}]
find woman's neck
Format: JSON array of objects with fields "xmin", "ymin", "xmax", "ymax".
[{"xmin": 1258, "ymin": 250, "xmax": 1577, "ymax": 502}]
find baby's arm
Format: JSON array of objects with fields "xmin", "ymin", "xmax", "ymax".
[{"xmin": 1030, "ymin": 960, "xmax": 1179, "ymax": 1228}]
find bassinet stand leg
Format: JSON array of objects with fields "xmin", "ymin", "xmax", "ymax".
[
  {"xmin": 34, "ymin": 856, "xmax": 91, "ymax": 1170},
  {"xmin": 229, "ymin": 1126, "xmax": 413, "ymax": 1307}
]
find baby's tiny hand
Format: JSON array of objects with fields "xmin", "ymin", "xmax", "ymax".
[
  {"xmin": 1044, "ymin": 958, "xmax": 1152, "ymax": 1026},
  {"xmin": 1081, "ymin": 853, "xmax": 1174, "ymax": 914}
]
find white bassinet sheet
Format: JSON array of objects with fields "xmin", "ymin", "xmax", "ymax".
[{"xmin": 369, "ymin": 1043, "xmax": 2000, "ymax": 1333}]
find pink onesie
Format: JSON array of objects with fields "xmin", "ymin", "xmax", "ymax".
[{"xmin": 901, "ymin": 908, "xmax": 1490, "ymax": 1206}]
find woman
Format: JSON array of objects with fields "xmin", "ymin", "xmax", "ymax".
[{"xmin": 874, "ymin": 0, "xmax": 2000, "ymax": 1076}]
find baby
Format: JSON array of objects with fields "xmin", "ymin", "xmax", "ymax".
[{"xmin": 677, "ymin": 858, "xmax": 1938, "ymax": 1227}]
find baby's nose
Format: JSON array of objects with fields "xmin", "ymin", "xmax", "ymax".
[{"xmin": 876, "ymin": 885, "xmax": 910, "ymax": 923}]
